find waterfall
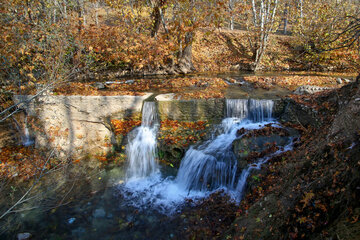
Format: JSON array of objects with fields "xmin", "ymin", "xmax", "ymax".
[
  {"xmin": 126, "ymin": 102, "xmax": 159, "ymax": 179},
  {"xmin": 226, "ymin": 98, "xmax": 274, "ymax": 121},
  {"xmin": 176, "ymin": 99, "xmax": 275, "ymax": 192},
  {"xmin": 14, "ymin": 114, "xmax": 34, "ymax": 147},
  {"xmin": 175, "ymin": 127, "xmax": 239, "ymax": 191},
  {"xmin": 119, "ymin": 98, "xmax": 292, "ymax": 214},
  {"xmin": 249, "ymin": 99, "xmax": 274, "ymax": 122},
  {"xmin": 226, "ymin": 99, "xmax": 249, "ymax": 119}
]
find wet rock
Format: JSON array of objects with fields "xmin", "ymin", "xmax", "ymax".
[
  {"xmin": 233, "ymin": 134, "xmax": 291, "ymax": 168},
  {"xmin": 156, "ymin": 96, "xmax": 225, "ymax": 123},
  {"xmin": 17, "ymin": 233, "xmax": 32, "ymax": 240},
  {"xmin": 93, "ymin": 208, "xmax": 106, "ymax": 218}
]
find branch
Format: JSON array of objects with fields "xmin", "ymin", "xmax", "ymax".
[{"xmin": 0, "ymin": 149, "xmax": 55, "ymax": 219}]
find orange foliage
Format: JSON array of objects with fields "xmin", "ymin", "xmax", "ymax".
[
  {"xmin": 0, "ymin": 146, "xmax": 53, "ymax": 181},
  {"xmin": 243, "ymin": 75, "xmax": 341, "ymax": 91},
  {"xmin": 79, "ymin": 25, "xmax": 175, "ymax": 70},
  {"xmin": 159, "ymin": 120, "xmax": 209, "ymax": 147},
  {"xmin": 53, "ymin": 77, "xmax": 228, "ymax": 99},
  {"xmin": 111, "ymin": 119, "xmax": 141, "ymax": 135}
]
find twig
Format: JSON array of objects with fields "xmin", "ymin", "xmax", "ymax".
[{"xmin": 0, "ymin": 149, "xmax": 55, "ymax": 219}]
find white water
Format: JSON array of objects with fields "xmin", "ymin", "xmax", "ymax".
[
  {"xmin": 126, "ymin": 102, "xmax": 159, "ymax": 180},
  {"xmin": 120, "ymin": 99, "xmax": 293, "ymax": 214},
  {"xmin": 20, "ymin": 115, "xmax": 34, "ymax": 146}
]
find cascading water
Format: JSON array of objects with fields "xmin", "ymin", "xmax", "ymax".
[
  {"xmin": 249, "ymin": 99, "xmax": 274, "ymax": 122},
  {"xmin": 14, "ymin": 114, "xmax": 34, "ymax": 147},
  {"xmin": 120, "ymin": 98, "xmax": 293, "ymax": 214},
  {"xmin": 176, "ymin": 99, "xmax": 275, "ymax": 192},
  {"xmin": 126, "ymin": 102, "xmax": 159, "ymax": 179}
]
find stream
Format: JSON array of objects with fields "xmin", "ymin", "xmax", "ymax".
[{"xmin": 5, "ymin": 80, "xmax": 299, "ymax": 239}]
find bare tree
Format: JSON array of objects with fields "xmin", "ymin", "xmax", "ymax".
[
  {"xmin": 247, "ymin": 0, "xmax": 279, "ymax": 71},
  {"xmin": 229, "ymin": 0, "xmax": 236, "ymax": 30}
]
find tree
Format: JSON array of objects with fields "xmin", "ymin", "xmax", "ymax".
[
  {"xmin": 241, "ymin": 0, "xmax": 279, "ymax": 71},
  {"xmin": 291, "ymin": 0, "xmax": 359, "ymax": 70}
]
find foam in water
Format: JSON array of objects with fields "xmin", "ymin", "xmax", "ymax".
[
  {"xmin": 120, "ymin": 99, "xmax": 292, "ymax": 214},
  {"xmin": 126, "ymin": 102, "xmax": 159, "ymax": 180}
]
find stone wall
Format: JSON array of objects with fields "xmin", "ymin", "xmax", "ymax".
[
  {"xmin": 156, "ymin": 94, "xmax": 284, "ymax": 123},
  {"xmin": 14, "ymin": 94, "xmax": 152, "ymax": 158},
  {"xmin": 156, "ymin": 94, "xmax": 226, "ymax": 123},
  {"xmin": 12, "ymin": 93, "xmax": 287, "ymax": 159}
]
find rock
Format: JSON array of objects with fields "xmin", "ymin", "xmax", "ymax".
[
  {"xmin": 125, "ymin": 80, "xmax": 135, "ymax": 84},
  {"xmin": 279, "ymin": 98, "xmax": 320, "ymax": 127},
  {"xmin": 93, "ymin": 82, "xmax": 106, "ymax": 90},
  {"xmin": 17, "ymin": 233, "xmax": 32, "ymax": 240},
  {"xmin": 155, "ymin": 93, "xmax": 177, "ymax": 101},
  {"xmin": 329, "ymin": 84, "xmax": 360, "ymax": 142},
  {"xmin": 233, "ymin": 134, "xmax": 292, "ymax": 168},
  {"xmin": 230, "ymin": 64, "xmax": 240, "ymax": 71},
  {"xmin": 336, "ymin": 78, "xmax": 343, "ymax": 84},
  {"xmin": 93, "ymin": 208, "xmax": 106, "ymax": 218},
  {"xmin": 294, "ymin": 85, "xmax": 332, "ymax": 95}
]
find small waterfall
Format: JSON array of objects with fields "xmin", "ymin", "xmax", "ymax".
[
  {"xmin": 120, "ymin": 98, "xmax": 292, "ymax": 213},
  {"xmin": 126, "ymin": 102, "xmax": 159, "ymax": 179},
  {"xmin": 249, "ymin": 99, "xmax": 274, "ymax": 122},
  {"xmin": 13, "ymin": 114, "xmax": 34, "ymax": 147},
  {"xmin": 226, "ymin": 99, "xmax": 249, "ymax": 119},
  {"xmin": 175, "ymin": 127, "xmax": 238, "ymax": 191},
  {"xmin": 226, "ymin": 98, "xmax": 274, "ymax": 122},
  {"xmin": 176, "ymin": 98, "xmax": 275, "ymax": 193},
  {"xmin": 141, "ymin": 101, "xmax": 158, "ymax": 127}
]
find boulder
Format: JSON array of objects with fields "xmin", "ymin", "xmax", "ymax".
[
  {"xmin": 233, "ymin": 134, "xmax": 293, "ymax": 169},
  {"xmin": 17, "ymin": 233, "xmax": 32, "ymax": 240},
  {"xmin": 279, "ymin": 98, "xmax": 320, "ymax": 127}
]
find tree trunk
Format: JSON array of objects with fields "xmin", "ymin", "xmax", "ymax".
[
  {"xmin": 95, "ymin": 1, "xmax": 99, "ymax": 26},
  {"xmin": 229, "ymin": 0, "xmax": 234, "ymax": 30},
  {"xmin": 160, "ymin": 8, "xmax": 169, "ymax": 34},
  {"xmin": 283, "ymin": 3, "xmax": 288, "ymax": 34},
  {"xmin": 178, "ymin": 32, "xmax": 195, "ymax": 74},
  {"xmin": 151, "ymin": 6, "xmax": 161, "ymax": 37}
]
